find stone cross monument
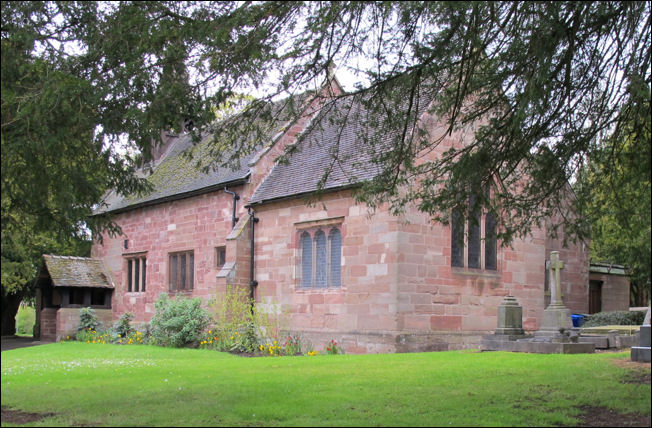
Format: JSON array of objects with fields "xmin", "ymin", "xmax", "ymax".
[
  {"xmin": 535, "ymin": 251, "xmax": 572, "ymax": 337},
  {"xmin": 548, "ymin": 252, "xmax": 564, "ymax": 307}
]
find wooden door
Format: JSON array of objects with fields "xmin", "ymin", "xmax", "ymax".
[{"xmin": 589, "ymin": 280, "xmax": 602, "ymax": 314}]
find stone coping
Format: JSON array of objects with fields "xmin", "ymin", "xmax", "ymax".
[{"xmin": 580, "ymin": 325, "xmax": 640, "ymax": 335}]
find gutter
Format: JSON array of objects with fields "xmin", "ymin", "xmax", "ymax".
[
  {"xmin": 94, "ymin": 176, "xmax": 249, "ymax": 216},
  {"xmin": 223, "ymin": 187, "xmax": 240, "ymax": 229},
  {"xmin": 248, "ymin": 207, "xmax": 259, "ymax": 313}
]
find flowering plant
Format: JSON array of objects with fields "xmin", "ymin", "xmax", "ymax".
[
  {"xmin": 324, "ymin": 339, "xmax": 344, "ymax": 355},
  {"xmin": 282, "ymin": 335, "xmax": 302, "ymax": 356},
  {"xmin": 118, "ymin": 330, "xmax": 146, "ymax": 345},
  {"xmin": 75, "ymin": 328, "xmax": 110, "ymax": 344},
  {"xmin": 259, "ymin": 340, "xmax": 282, "ymax": 356}
]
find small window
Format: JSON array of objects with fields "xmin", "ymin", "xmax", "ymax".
[
  {"xmin": 125, "ymin": 256, "xmax": 147, "ymax": 293},
  {"xmin": 216, "ymin": 246, "xmax": 226, "ymax": 268},
  {"xmin": 298, "ymin": 226, "xmax": 343, "ymax": 289},
  {"xmin": 169, "ymin": 250, "xmax": 194, "ymax": 291}
]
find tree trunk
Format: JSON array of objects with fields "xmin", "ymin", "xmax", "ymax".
[{"xmin": 1, "ymin": 290, "xmax": 23, "ymax": 336}]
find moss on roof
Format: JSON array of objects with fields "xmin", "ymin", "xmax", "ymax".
[{"xmin": 42, "ymin": 255, "xmax": 114, "ymax": 288}]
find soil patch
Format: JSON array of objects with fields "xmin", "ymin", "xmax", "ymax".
[
  {"xmin": 609, "ymin": 358, "xmax": 651, "ymax": 385},
  {"xmin": 572, "ymin": 358, "xmax": 651, "ymax": 426},
  {"xmin": 1, "ymin": 406, "xmax": 55, "ymax": 424},
  {"xmin": 612, "ymin": 359, "xmax": 651, "ymax": 385},
  {"xmin": 575, "ymin": 405, "xmax": 650, "ymax": 427}
]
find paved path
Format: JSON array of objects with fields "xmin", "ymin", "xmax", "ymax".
[{"xmin": 1, "ymin": 336, "xmax": 51, "ymax": 352}]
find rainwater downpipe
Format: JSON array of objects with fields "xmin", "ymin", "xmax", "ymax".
[
  {"xmin": 223, "ymin": 187, "xmax": 240, "ymax": 229},
  {"xmin": 248, "ymin": 207, "xmax": 259, "ymax": 311}
]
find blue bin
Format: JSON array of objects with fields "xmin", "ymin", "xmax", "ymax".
[{"xmin": 571, "ymin": 314, "xmax": 585, "ymax": 328}]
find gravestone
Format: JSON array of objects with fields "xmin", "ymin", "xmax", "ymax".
[
  {"xmin": 535, "ymin": 251, "xmax": 572, "ymax": 339},
  {"xmin": 495, "ymin": 295, "xmax": 525, "ymax": 336}
]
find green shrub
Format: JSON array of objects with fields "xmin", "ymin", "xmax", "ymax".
[
  {"xmin": 207, "ymin": 285, "xmax": 289, "ymax": 354},
  {"xmin": 208, "ymin": 285, "xmax": 257, "ymax": 353},
  {"xmin": 15, "ymin": 304, "xmax": 35, "ymax": 336},
  {"xmin": 113, "ymin": 312, "xmax": 134, "ymax": 339},
  {"xmin": 78, "ymin": 307, "xmax": 101, "ymax": 331},
  {"xmin": 150, "ymin": 293, "xmax": 210, "ymax": 347},
  {"xmin": 583, "ymin": 310, "xmax": 646, "ymax": 327}
]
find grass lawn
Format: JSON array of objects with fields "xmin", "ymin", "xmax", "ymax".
[{"xmin": 1, "ymin": 343, "xmax": 649, "ymax": 427}]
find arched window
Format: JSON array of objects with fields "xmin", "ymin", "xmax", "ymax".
[
  {"xmin": 329, "ymin": 228, "xmax": 342, "ymax": 287},
  {"xmin": 298, "ymin": 226, "xmax": 343, "ymax": 288},
  {"xmin": 300, "ymin": 232, "xmax": 312, "ymax": 287}
]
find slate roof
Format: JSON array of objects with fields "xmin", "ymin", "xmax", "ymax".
[
  {"xmin": 96, "ymin": 84, "xmax": 435, "ymax": 212},
  {"xmin": 96, "ymin": 96, "xmax": 308, "ymax": 214},
  {"xmin": 248, "ymin": 89, "xmax": 436, "ymax": 205},
  {"xmin": 42, "ymin": 255, "xmax": 114, "ymax": 288},
  {"xmin": 96, "ymin": 131, "xmax": 255, "ymax": 214}
]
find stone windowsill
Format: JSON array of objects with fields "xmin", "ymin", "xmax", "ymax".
[
  {"xmin": 293, "ymin": 285, "xmax": 346, "ymax": 293},
  {"xmin": 451, "ymin": 268, "xmax": 501, "ymax": 278}
]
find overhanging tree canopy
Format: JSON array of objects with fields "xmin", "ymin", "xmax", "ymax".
[{"xmin": 2, "ymin": 0, "xmax": 650, "ymax": 245}]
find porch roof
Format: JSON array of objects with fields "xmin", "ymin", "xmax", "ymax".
[{"xmin": 42, "ymin": 255, "xmax": 115, "ymax": 289}]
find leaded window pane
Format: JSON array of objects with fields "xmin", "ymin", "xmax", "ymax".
[
  {"xmin": 180, "ymin": 254, "xmax": 186, "ymax": 290},
  {"xmin": 468, "ymin": 195, "xmax": 481, "ymax": 269},
  {"xmin": 127, "ymin": 259, "xmax": 133, "ymax": 292},
  {"xmin": 451, "ymin": 209, "xmax": 464, "ymax": 267},
  {"xmin": 188, "ymin": 253, "xmax": 194, "ymax": 290},
  {"xmin": 300, "ymin": 232, "xmax": 312, "ymax": 287},
  {"xmin": 315, "ymin": 230, "xmax": 327, "ymax": 288},
  {"xmin": 485, "ymin": 211, "xmax": 497, "ymax": 270},
  {"xmin": 329, "ymin": 228, "xmax": 342, "ymax": 287},
  {"xmin": 134, "ymin": 258, "xmax": 140, "ymax": 292},
  {"xmin": 141, "ymin": 258, "xmax": 146, "ymax": 292},
  {"xmin": 170, "ymin": 255, "xmax": 177, "ymax": 291}
]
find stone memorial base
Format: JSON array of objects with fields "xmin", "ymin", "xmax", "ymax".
[
  {"xmin": 631, "ymin": 346, "xmax": 651, "ymax": 362},
  {"xmin": 534, "ymin": 305, "xmax": 572, "ymax": 340},
  {"xmin": 481, "ymin": 334, "xmax": 595, "ymax": 354},
  {"xmin": 631, "ymin": 325, "xmax": 651, "ymax": 363}
]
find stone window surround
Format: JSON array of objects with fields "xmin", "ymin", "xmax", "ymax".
[
  {"xmin": 123, "ymin": 251, "xmax": 147, "ymax": 294},
  {"xmin": 295, "ymin": 217, "xmax": 344, "ymax": 291},
  {"xmin": 168, "ymin": 249, "xmax": 195, "ymax": 292}
]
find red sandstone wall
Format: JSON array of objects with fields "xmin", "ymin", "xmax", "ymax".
[
  {"xmin": 40, "ymin": 308, "xmax": 58, "ymax": 342},
  {"xmin": 92, "ymin": 189, "xmax": 244, "ymax": 323},
  {"xmin": 394, "ymin": 207, "xmax": 552, "ymax": 348},
  {"xmin": 252, "ymin": 190, "xmax": 402, "ymax": 354}
]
